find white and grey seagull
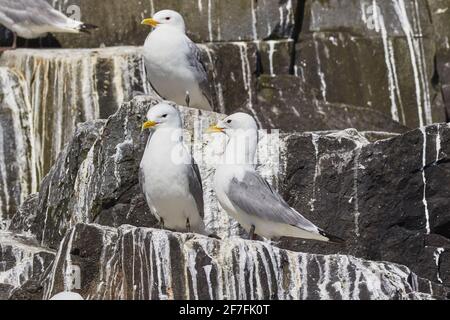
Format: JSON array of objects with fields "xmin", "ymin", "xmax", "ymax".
[
  {"xmin": 207, "ymin": 113, "xmax": 345, "ymax": 243},
  {"xmin": 141, "ymin": 10, "xmax": 214, "ymax": 111},
  {"xmin": 0, "ymin": 0, "xmax": 97, "ymax": 51},
  {"xmin": 140, "ymin": 102, "xmax": 207, "ymax": 235}
]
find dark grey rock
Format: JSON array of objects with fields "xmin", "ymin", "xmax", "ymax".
[
  {"xmin": 40, "ymin": 223, "xmax": 446, "ymax": 300},
  {"xmin": 9, "ymin": 194, "xmax": 38, "ymax": 235},
  {"xmin": 295, "ymin": 0, "xmax": 446, "ymax": 128},
  {"xmin": 0, "ymin": 68, "xmax": 35, "ymax": 223},
  {"xmin": 46, "ymin": 0, "xmax": 297, "ymax": 47},
  {"xmin": 0, "ymin": 231, "xmax": 55, "ymax": 300},
  {"xmin": 274, "ymin": 124, "xmax": 450, "ymax": 289},
  {"xmin": 255, "ymin": 75, "xmax": 409, "ymax": 132},
  {"xmin": 15, "ymin": 95, "xmax": 225, "ymax": 248},
  {"xmin": 0, "ymin": 48, "xmax": 152, "ymax": 222},
  {"xmin": 28, "ymin": 120, "xmax": 106, "ymax": 248}
]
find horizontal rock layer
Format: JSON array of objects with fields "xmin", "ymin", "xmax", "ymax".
[
  {"xmin": 41, "ymin": 223, "xmax": 445, "ymax": 300},
  {"xmin": 45, "ymin": 0, "xmax": 297, "ymax": 47},
  {"xmin": 296, "ymin": 0, "xmax": 446, "ymax": 128}
]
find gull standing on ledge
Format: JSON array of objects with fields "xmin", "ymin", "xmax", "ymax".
[
  {"xmin": 207, "ymin": 113, "xmax": 345, "ymax": 243},
  {"xmin": 0, "ymin": 0, "xmax": 97, "ymax": 51},
  {"xmin": 142, "ymin": 10, "xmax": 214, "ymax": 111},
  {"xmin": 140, "ymin": 102, "xmax": 207, "ymax": 234}
]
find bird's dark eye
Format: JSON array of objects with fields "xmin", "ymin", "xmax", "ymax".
[
  {"xmin": 162, "ymin": 114, "xmax": 168, "ymax": 118},
  {"xmin": 227, "ymin": 120, "xmax": 232, "ymax": 123},
  {"xmin": 165, "ymin": 17, "xmax": 171, "ymax": 20}
]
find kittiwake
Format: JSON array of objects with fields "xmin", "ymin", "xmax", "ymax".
[
  {"xmin": 141, "ymin": 10, "xmax": 214, "ymax": 111},
  {"xmin": 207, "ymin": 113, "xmax": 345, "ymax": 243},
  {"xmin": 140, "ymin": 102, "xmax": 207, "ymax": 234},
  {"xmin": 0, "ymin": 0, "xmax": 97, "ymax": 50}
]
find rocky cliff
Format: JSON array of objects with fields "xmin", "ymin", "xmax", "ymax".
[{"xmin": 0, "ymin": 0, "xmax": 449, "ymax": 300}]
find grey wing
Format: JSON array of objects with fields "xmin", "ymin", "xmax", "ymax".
[
  {"xmin": 227, "ymin": 170, "xmax": 319, "ymax": 232},
  {"xmin": 138, "ymin": 165, "xmax": 161, "ymax": 221},
  {"xmin": 143, "ymin": 59, "xmax": 164, "ymax": 99},
  {"xmin": 0, "ymin": 0, "xmax": 69, "ymax": 28},
  {"xmin": 187, "ymin": 159, "xmax": 205, "ymax": 219},
  {"xmin": 186, "ymin": 39, "xmax": 215, "ymax": 109}
]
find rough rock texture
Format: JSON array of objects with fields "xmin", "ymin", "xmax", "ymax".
[
  {"xmin": 3, "ymin": 97, "xmax": 449, "ymax": 299},
  {"xmin": 1, "ymin": 0, "xmax": 450, "ymax": 301},
  {"xmin": 0, "ymin": 231, "xmax": 55, "ymax": 298},
  {"xmin": 0, "ymin": 48, "xmax": 151, "ymax": 186},
  {"xmin": 8, "ymin": 95, "xmax": 281, "ymax": 248},
  {"xmin": 30, "ymin": 120, "xmax": 106, "ymax": 248},
  {"xmin": 274, "ymin": 125, "xmax": 450, "ymax": 289},
  {"xmin": 0, "ymin": 68, "xmax": 34, "ymax": 226},
  {"xmin": 255, "ymin": 75, "xmax": 409, "ymax": 132},
  {"xmin": 295, "ymin": 0, "xmax": 446, "ymax": 128},
  {"xmin": 46, "ymin": 0, "xmax": 297, "ymax": 47},
  {"xmin": 428, "ymin": 0, "xmax": 450, "ymax": 118},
  {"xmin": 0, "ymin": 42, "xmax": 418, "ymax": 223},
  {"xmin": 41, "ymin": 223, "xmax": 445, "ymax": 300}
]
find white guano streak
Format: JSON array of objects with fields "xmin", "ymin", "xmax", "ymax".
[
  {"xmin": 313, "ymin": 35, "xmax": 327, "ymax": 101},
  {"xmin": 208, "ymin": 0, "xmax": 213, "ymax": 41},
  {"xmin": 374, "ymin": 0, "xmax": 402, "ymax": 122},
  {"xmin": 251, "ymin": 0, "xmax": 258, "ymax": 40},
  {"xmin": 433, "ymin": 248, "xmax": 444, "ymax": 283},
  {"xmin": 394, "ymin": 0, "xmax": 432, "ymax": 126},
  {"xmin": 267, "ymin": 40, "xmax": 277, "ymax": 76},
  {"xmin": 420, "ymin": 127, "xmax": 430, "ymax": 234},
  {"xmin": 236, "ymin": 42, "xmax": 262, "ymax": 128}
]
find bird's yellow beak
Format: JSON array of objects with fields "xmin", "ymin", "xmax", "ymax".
[
  {"xmin": 142, "ymin": 120, "xmax": 158, "ymax": 130},
  {"xmin": 206, "ymin": 124, "xmax": 224, "ymax": 133},
  {"xmin": 141, "ymin": 18, "xmax": 159, "ymax": 27}
]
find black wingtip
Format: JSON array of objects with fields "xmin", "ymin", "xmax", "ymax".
[
  {"xmin": 79, "ymin": 23, "xmax": 99, "ymax": 34},
  {"xmin": 319, "ymin": 229, "xmax": 346, "ymax": 244},
  {"xmin": 208, "ymin": 233, "xmax": 222, "ymax": 240}
]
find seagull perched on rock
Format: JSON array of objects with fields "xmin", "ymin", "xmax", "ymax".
[
  {"xmin": 207, "ymin": 113, "xmax": 345, "ymax": 243},
  {"xmin": 141, "ymin": 10, "xmax": 214, "ymax": 111},
  {"xmin": 0, "ymin": 0, "xmax": 97, "ymax": 51},
  {"xmin": 140, "ymin": 102, "xmax": 207, "ymax": 235}
]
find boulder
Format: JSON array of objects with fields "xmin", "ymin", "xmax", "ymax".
[{"xmin": 39, "ymin": 223, "xmax": 447, "ymax": 300}]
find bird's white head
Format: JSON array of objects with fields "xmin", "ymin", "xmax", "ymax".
[
  {"xmin": 142, "ymin": 102, "xmax": 182, "ymax": 130},
  {"xmin": 141, "ymin": 10, "xmax": 186, "ymax": 33},
  {"xmin": 207, "ymin": 113, "xmax": 259, "ymax": 166},
  {"xmin": 207, "ymin": 112, "xmax": 258, "ymax": 136}
]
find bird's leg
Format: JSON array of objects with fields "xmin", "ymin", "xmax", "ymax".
[
  {"xmin": 12, "ymin": 33, "xmax": 17, "ymax": 49},
  {"xmin": 185, "ymin": 91, "xmax": 190, "ymax": 109},
  {"xmin": 249, "ymin": 225, "xmax": 256, "ymax": 240},
  {"xmin": 186, "ymin": 218, "xmax": 191, "ymax": 233},
  {"xmin": 158, "ymin": 218, "xmax": 165, "ymax": 229}
]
